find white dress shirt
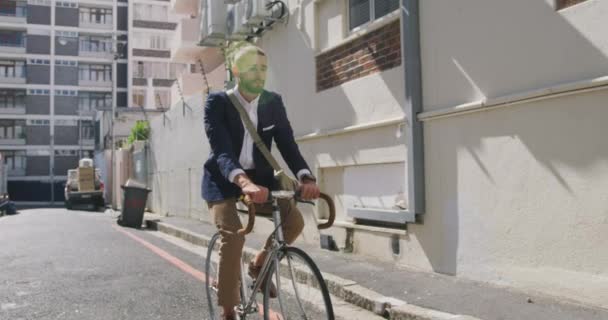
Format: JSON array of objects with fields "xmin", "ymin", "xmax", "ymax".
[{"xmin": 228, "ymin": 86, "xmax": 312, "ymax": 184}]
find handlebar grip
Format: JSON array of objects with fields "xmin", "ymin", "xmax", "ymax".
[
  {"xmin": 317, "ymin": 192, "xmax": 335, "ymax": 230},
  {"xmin": 237, "ymin": 195, "xmax": 256, "ymax": 235}
]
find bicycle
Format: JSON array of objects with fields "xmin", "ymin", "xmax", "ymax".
[{"xmin": 205, "ymin": 190, "xmax": 337, "ymax": 320}]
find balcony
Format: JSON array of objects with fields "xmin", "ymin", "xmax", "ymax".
[
  {"xmin": 0, "ymin": 4, "xmax": 27, "ymax": 24},
  {"xmin": 80, "ymin": 20, "xmax": 113, "ymax": 30},
  {"xmin": 171, "ymin": 17, "xmax": 217, "ymax": 63},
  {"xmin": 0, "ymin": 138, "xmax": 26, "ymax": 146},
  {"xmin": 0, "ymin": 106, "xmax": 26, "ymax": 115},
  {"xmin": 170, "ymin": 0, "xmax": 199, "ymax": 15},
  {"xmin": 0, "ymin": 73, "xmax": 26, "ymax": 85},
  {"xmin": 7, "ymin": 168, "xmax": 25, "ymax": 177},
  {"xmin": 79, "ymin": 79, "xmax": 112, "ymax": 88},
  {"xmin": 0, "ymin": 37, "xmax": 26, "ymax": 54},
  {"xmin": 81, "ymin": 139, "xmax": 95, "ymax": 146}
]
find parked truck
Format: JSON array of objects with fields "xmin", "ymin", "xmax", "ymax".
[{"xmin": 64, "ymin": 158, "xmax": 105, "ymax": 210}]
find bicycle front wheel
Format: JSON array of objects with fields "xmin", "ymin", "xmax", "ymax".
[
  {"xmin": 205, "ymin": 232, "xmax": 222, "ymax": 320},
  {"xmin": 263, "ymin": 247, "xmax": 334, "ymax": 320}
]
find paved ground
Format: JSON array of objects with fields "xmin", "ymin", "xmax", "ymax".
[
  {"xmin": 159, "ymin": 215, "xmax": 608, "ymax": 320},
  {"xmin": 0, "ymin": 209, "xmax": 360, "ymax": 320}
]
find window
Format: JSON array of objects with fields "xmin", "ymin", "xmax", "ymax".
[
  {"xmin": 56, "ymin": 1, "xmax": 77, "ymax": 8},
  {"xmin": 28, "ymin": 89, "xmax": 50, "ymax": 95},
  {"xmin": 79, "ymin": 92, "xmax": 111, "ymax": 111},
  {"xmin": 29, "ymin": 59, "xmax": 50, "ymax": 65},
  {"xmin": 0, "ymin": 60, "xmax": 25, "ymax": 78},
  {"xmin": 0, "ymin": 90, "xmax": 25, "ymax": 109},
  {"xmin": 132, "ymin": 32, "xmax": 169, "ymax": 50},
  {"xmin": 133, "ymin": 4, "xmax": 168, "ymax": 21},
  {"xmin": 54, "ymin": 90, "xmax": 77, "ymax": 96},
  {"xmin": 0, "ymin": 30, "xmax": 26, "ymax": 47},
  {"xmin": 56, "ymin": 60, "xmax": 77, "ymax": 66},
  {"xmin": 132, "ymin": 89, "xmax": 145, "ymax": 108},
  {"xmin": 3, "ymin": 150, "xmax": 26, "ymax": 171},
  {"xmin": 26, "ymin": 119, "xmax": 50, "ymax": 126},
  {"xmin": 556, "ymin": 0, "xmax": 589, "ymax": 9},
  {"xmin": 154, "ymin": 91, "xmax": 170, "ymax": 109},
  {"xmin": 79, "ymin": 35, "xmax": 112, "ymax": 53},
  {"xmin": 0, "ymin": 1, "xmax": 27, "ymax": 17},
  {"xmin": 133, "ymin": 61, "xmax": 188, "ymax": 79},
  {"xmin": 79, "ymin": 64, "xmax": 112, "ymax": 82},
  {"xmin": 349, "ymin": 0, "xmax": 399, "ymax": 30},
  {"xmin": 80, "ymin": 7, "xmax": 112, "ymax": 24},
  {"xmin": 0, "ymin": 120, "xmax": 25, "ymax": 139},
  {"xmin": 55, "ymin": 149, "xmax": 78, "ymax": 156},
  {"xmin": 80, "ymin": 120, "xmax": 95, "ymax": 140}
]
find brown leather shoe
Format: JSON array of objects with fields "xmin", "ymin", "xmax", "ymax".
[{"xmin": 248, "ymin": 261, "xmax": 278, "ymax": 298}]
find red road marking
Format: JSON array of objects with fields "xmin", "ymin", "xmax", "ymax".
[{"xmin": 113, "ymin": 225, "xmax": 283, "ymax": 319}]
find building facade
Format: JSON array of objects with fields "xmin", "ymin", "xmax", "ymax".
[
  {"xmin": 0, "ymin": 0, "xmax": 128, "ymax": 203},
  {"xmin": 146, "ymin": 0, "xmax": 608, "ymax": 309}
]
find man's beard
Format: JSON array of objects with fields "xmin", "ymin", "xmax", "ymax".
[{"xmin": 240, "ymin": 79, "xmax": 265, "ymax": 95}]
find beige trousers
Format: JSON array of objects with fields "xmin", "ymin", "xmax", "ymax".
[{"xmin": 207, "ymin": 198, "xmax": 304, "ymax": 307}]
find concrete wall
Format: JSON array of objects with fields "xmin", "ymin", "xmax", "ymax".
[
  {"xmin": 54, "ymin": 38, "xmax": 78, "ymax": 56},
  {"xmin": 26, "ymin": 95, "xmax": 50, "ymax": 115},
  {"xmin": 27, "ymin": 5, "xmax": 51, "ymax": 25},
  {"xmin": 26, "ymin": 35, "xmax": 51, "ymax": 54},
  {"xmin": 54, "ymin": 96, "xmax": 78, "ymax": 115},
  {"xmin": 411, "ymin": 0, "xmax": 608, "ymax": 308},
  {"xmin": 54, "ymin": 156, "xmax": 79, "ymax": 175},
  {"xmin": 55, "ymin": 7, "xmax": 78, "ymax": 27},
  {"xmin": 26, "ymin": 126, "xmax": 50, "ymax": 145},
  {"xmin": 26, "ymin": 65, "xmax": 50, "ymax": 84},
  {"xmin": 55, "ymin": 126, "xmax": 78, "ymax": 145},
  {"xmin": 55, "ymin": 66, "xmax": 78, "ymax": 86},
  {"xmin": 26, "ymin": 156, "xmax": 49, "ymax": 176}
]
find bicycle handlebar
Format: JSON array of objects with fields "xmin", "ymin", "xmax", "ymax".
[
  {"xmin": 237, "ymin": 191, "xmax": 336, "ymax": 235},
  {"xmin": 237, "ymin": 195, "xmax": 256, "ymax": 236}
]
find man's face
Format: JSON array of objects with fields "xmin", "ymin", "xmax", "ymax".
[{"xmin": 235, "ymin": 52, "xmax": 267, "ymax": 95}]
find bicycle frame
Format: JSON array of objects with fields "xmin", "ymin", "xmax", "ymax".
[{"xmin": 238, "ymin": 195, "xmax": 288, "ymax": 316}]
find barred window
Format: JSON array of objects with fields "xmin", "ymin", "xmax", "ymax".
[{"xmin": 0, "ymin": 89, "xmax": 25, "ymax": 108}]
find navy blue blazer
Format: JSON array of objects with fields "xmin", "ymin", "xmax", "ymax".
[{"xmin": 201, "ymin": 90, "xmax": 311, "ymax": 202}]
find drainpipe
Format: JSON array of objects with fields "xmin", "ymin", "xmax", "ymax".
[{"xmin": 401, "ymin": 0, "xmax": 425, "ymax": 216}]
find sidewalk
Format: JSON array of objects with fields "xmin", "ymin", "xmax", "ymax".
[{"xmin": 144, "ymin": 214, "xmax": 608, "ymax": 320}]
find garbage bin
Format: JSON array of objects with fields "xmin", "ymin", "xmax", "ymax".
[{"xmin": 118, "ymin": 184, "xmax": 150, "ymax": 229}]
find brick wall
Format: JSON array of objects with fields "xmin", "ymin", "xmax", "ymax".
[
  {"xmin": 556, "ymin": 0, "xmax": 588, "ymax": 9},
  {"xmin": 316, "ymin": 20, "xmax": 401, "ymax": 92}
]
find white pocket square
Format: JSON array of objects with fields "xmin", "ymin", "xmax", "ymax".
[{"xmin": 262, "ymin": 125, "xmax": 275, "ymax": 131}]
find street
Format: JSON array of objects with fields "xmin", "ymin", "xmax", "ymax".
[{"xmin": 0, "ymin": 208, "xmax": 339, "ymax": 320}]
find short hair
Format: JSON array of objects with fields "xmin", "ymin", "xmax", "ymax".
[{"xmin": 231, "ymin": 43, "xmax": 266, "ymax": 71}]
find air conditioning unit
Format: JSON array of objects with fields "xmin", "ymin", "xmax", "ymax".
[
  {"xmin": 226, "ymin": 3, "xmax": 250, "ymax": 40},
  {"xmin": 242, "ymin": 0, "xmax": 271, "ymax": 26},
  {"xmin": 199, "ymin": 0, "xmax": 228, "ymax": 47}
]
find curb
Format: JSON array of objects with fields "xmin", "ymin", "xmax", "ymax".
[{"xmin": 145, "ymin": 219, "xmax": 483, "ymax": 320}]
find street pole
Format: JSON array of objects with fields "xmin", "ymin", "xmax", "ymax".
[{"xmin": 111, "ymin": 36, "xmax": 117, "ymax": 209}]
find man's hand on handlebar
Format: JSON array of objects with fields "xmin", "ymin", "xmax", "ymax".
[
  {"xmin": 299, "ymin": 178, "xmax": 320, "ymax": 200},
  {"xmin": 235, "ymin": 174, "xmax": 269, "ymax": 204}
]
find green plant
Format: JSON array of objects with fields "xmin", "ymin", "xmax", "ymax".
[{"xmin": 126, "ymin": 120, "xmax": 149, "ymax": 146}]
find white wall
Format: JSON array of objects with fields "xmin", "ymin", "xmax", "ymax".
[
  {"xmin": 417, "ymin": 0, "xmax": 608, "ymax": 307},
  {"xmin": 420, "ymin": 0, "xmax": 608, "ymax": 111}
]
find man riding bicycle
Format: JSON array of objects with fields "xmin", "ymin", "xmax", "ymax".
[{"xmin": 202, "ymin": 44, "xmax": 320, "ymax": 320}]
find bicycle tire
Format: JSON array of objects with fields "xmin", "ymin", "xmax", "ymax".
[
  {"xmin": 262, "ymin": 247, "xmax": 334, "ymax": 320},
  {"xmin": 205, "ymin": 232, "xmax": 221, "ymax": 319}
]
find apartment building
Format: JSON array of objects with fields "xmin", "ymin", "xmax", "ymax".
[
  {"xmin": 168, "ymin": 0, "xmax": 226, "ymax": 104},
  {"xmin": 0, "ymin": 0, "xmax": 128, "ymax": 203}
]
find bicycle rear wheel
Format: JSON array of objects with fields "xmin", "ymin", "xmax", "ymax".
[{"xmin": 263, "ymin": 247, "xmax": 334, "ymax": 320}]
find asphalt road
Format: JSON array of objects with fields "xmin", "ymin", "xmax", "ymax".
[{"xmin": 0, "ymin": 208, "xmax": 337, "ymax": 320}]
